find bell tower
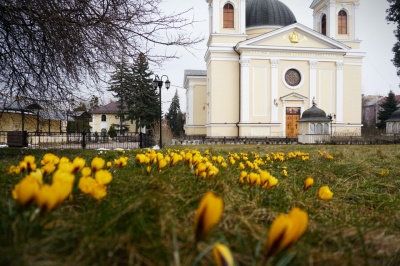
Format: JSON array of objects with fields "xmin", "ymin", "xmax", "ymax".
[
  {"xmin": 310, "ymin": 0, "xmax": 361, "ymax": 49},
  {"xmin": 206, "ymin": 0, "xmax": 246, "ymax": 35}
]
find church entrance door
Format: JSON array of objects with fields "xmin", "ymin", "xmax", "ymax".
[{"xmin": 286, "ymin": 107, "xmax": 301, "ymax": 138}]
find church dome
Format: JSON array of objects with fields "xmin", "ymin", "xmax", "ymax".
[
  {"xmin": 298, "ymin": 104, "xmax": 331, "ymax": 122},
  {"xmin": 246, "ymin": 0, "xmax": 297, "ymax": 28},
  {"xmin": 386, "ymin": 109, "xmax": 400, "ymax": 122}
]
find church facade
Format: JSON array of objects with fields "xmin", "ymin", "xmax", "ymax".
[{"xmin": 184, "ymin": 0, "xmax": 363, "ymax": 138}]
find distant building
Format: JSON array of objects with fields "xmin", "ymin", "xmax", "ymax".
[
  {"xmin": 362, "ymin": 95, "xmax": 400, "ymax": 127},
  {"xmin": 0, "ymin": 95, "xmax": 65, "ymax": 133},
  {"xmin": 90, "ymin": 101, "xmax": 137, "ymax": 133}
]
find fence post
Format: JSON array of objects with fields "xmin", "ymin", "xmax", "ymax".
[
  {"xmin": 139, "ymin": 132, "xmax": 143, "ymax": 149},
  {"xmin": 82, "ymin": 131, "xmax": 87, "ymax": 149}
]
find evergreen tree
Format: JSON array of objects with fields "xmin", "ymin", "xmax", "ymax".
[
  {"xmin": 108, "ymin": 59, "xmax": 131, "ymax": 134},
  {"xmin": 377, "ymin": 90, "xmax": 399, "ymax": 128},
  {"xmin": 126, "ymin": 53, "xmax": 160, "ymax": 132},
  {"xmin": 166, "ymin": 90, "xmax": 184, "ymax": 137},
  {"xmin": 108, "ymin": 54, "xmax": 159, "ymax": 135}
]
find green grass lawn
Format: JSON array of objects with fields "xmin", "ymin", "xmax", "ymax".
[{"xmin": 0, "ymin": 145, "xmax": 399, "ymax": 266}]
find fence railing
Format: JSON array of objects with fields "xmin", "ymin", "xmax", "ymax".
[
  {"xmin": 0, "ymin": 131, "xmax": 153, "ymax": 149},
  {"xmin": 0, "ymin": 131, "xmax": 399, "ymax": 148}
]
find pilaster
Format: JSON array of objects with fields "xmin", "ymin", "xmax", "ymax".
[
  {"xmin": 336, "ymin": 61, "xmax": 344, "ymax": 123},
  {"xmin": 271, "ymin": 59, "xmax": 279, "ymax": 122},
  {"xmin": 309, "ymin": 60, "xmax": 318, "ymax": 107},
  {"xmin": 240, "ymin": 58, "xmax": 250, "ymax": 122}
]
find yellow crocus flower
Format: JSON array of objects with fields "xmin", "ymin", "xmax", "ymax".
[
  {"xmin": 91, "ymin": 157, "xmax": 105, "ymax": 172},
  {"xmin": 52, "ymin": 180, "xmax": 73, "ymax": 204},
  {"xmin": 303, "ymin": 177, "xmax": 314, "ymax": 191},
  {"xmin": 81, "ymin": 167, "xmax": 92, "ymax": 177},
  {"xmin": 23, "ymin": 155, "xmax": 37, "ymax": 172},
  {"xmin": 158, "ymin": 158, "xmax": 168, "ymax": 171},
  {"xmin": 35, "ymin": 184, "xmax": 59, "ymax": 212},
  {"xmin": 212, "ymin": 243, "xmax": 235, "ymax": 266},
  {"xmin": 41, "ymin": 153, "xmax": 60, "ymax": 166},
  {"xmin": 41, "ymin": 163, "xmax": 56, "ymax": 176},
  {"xmin": 194, "ymin": 191, "xmax": 224, "ymax": 242},
  {"xmin": 28, "ymin": 169, "xmax": 43, "ymax": 184},
  {"xmin": 262, "ymin": 176, "xmax": 278, "ymax": 190},
  {"xmin": 239, "ymin": 171, "xmax": 248, "ymax": 184},
  {"xmin": 72, "ymin": 157, "xmax": 86, "ymax": 173},
  {"xmin": 78, "ymin": 176, "xmax": 97, "ymax": 194},
  {"xmin": 264, "ymin": 207, "xmax": 308, "ymax": 258},
  {"xmin": 91, "ymin": 183, "xmax": 107, "ymax": 200},
  {"xmin": 95, "ymin": 169, "xmax": 112, "ymax": 185},
  {"xmin": 12, "ymin": 176, "xmax": 41, "ymax": 206},
  {"xmin": 146, "ymin": 165, "xmax": 151, "ymax": 174},
  {"xmin": 52, "ymin": 169, "xmax": 75, "ymax": 185},
  {"xmin": 248, "ymin": 172, "xmax": 260, "ymax": 186},
  {"xmin": 317, "ymin": 186, "xmax": 333, "ymax": 200}
]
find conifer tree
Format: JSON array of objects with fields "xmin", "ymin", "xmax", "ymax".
[
  {"xmin": 166, "ymin": 90, "xmax": 184, "ymax": 137},
  {"xmin": 127, "ymin": 53, "xmax": 160, "ymax": 132},
  {"xmin": 108, "ymin": 59, "xmax": 131, "ymax": 134},
  {"xmin": 377, "ymin": 90, "xmax": 399, "ymax": 128}
]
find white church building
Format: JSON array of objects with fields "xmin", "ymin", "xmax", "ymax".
[{"xmin": 184, "ymin": 0, "xmax": 364, "ymax": 138}]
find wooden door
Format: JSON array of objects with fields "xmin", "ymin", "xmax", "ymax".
[{"xmin": 286, "ymin": 107, "xmax": 301, "ymax": 138}]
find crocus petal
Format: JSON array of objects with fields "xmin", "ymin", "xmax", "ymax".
[
  {"xmin": 318, "ymin": 186, "xmax": 333, "ymax": 200},
  {"xmin": 303, "ymin": 177, "xmax": 314, "ymax": 191},
  {"xmin": 194, "ymin": 191, "xmax": 224, "ymax": 242},
  {"xmin": 212, "ymin": 243, "xmax": 235, "ymax": 266}
]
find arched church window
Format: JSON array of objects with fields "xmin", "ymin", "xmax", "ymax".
[
  {"xmin": 223, "ymin": 3, "xmax": 234, "ymax": 28},
  {"xmin": 321, "ymin": 15, "xmax": 327, "ymax": 36},
  {"xmin": 101, "ymin": 114, "xmax": 106, "ymax": 122},
  {"xmin": 338, "ymin": 10, "xmax": 347, "ymax": 34}
]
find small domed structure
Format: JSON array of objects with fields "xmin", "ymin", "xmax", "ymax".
[
  {"xmin": 298, "ymin": 103, "xmax": 332, "ymax": 144},
  {"xmin": 386, "ymin": 109, "xmax": 400, "ymax": 122},
  {"xmin": 246, "ymin": 0, "xmax": 296, "ymax": 28},
  {"xmin": 385, "ymin": 109, "xmax": 400, "ymax": 134},
  {"xmin": 298, "ymin": 103, "xmax": 331, "ymax": 122}
]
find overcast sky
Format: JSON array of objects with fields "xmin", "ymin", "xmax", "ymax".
[{"xmin": 152, "ymin": 0, "xmax": 399, "ymax": 112}]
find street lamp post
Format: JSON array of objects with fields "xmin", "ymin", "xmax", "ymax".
[
  {"xmin": 327, "ymin": 113, "xmax": 336, "ymax": 137},
  {"xmin": 153, "ymin": 74, "xmax": 171, "ymax": 149}
]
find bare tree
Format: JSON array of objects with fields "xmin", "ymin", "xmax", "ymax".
[{"xmin": 0, "ymin": 0, "xmax": 202, "ymax": 109}]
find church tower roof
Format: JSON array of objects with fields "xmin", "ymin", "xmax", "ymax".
[{"xmin": 246, "ymin": 0, "xmax": 297, "ymax": 28}]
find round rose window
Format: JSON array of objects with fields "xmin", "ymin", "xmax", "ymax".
[{"xmin": 284, "ymin": 69, "xmax": 301, "ymax": 87}]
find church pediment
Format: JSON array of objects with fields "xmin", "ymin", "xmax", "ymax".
[
  {"xmin": 236, "ymin": 23, "xmax": 350, "ymax": 53},
  {"xmin": 280, "ymin": 92, "xmax": 309, "ymax": 102}
]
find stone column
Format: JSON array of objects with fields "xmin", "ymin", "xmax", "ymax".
[{"xmin": 328, "ymin": 1, "xmax": 336, "ymax": 38}]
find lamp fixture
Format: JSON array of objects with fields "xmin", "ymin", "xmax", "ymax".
[
  {"xmin": 152, "ymin": 74, "xmax": 170, "ymax": 149},
  {"xmin": 274, "ymin": 99, "xmax": 278, "ymax": 107}
]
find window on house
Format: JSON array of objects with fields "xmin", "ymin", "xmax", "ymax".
[
  {"xmin": 223, "ymin": 3, "xmax": 234, "ymax": 28},
  {"xmin": 338, "ymin": 10, "xmax": 347, "ymax": 34},
  {"xmin": 101, "ymin": 114, "xmax": 106, "ymax": 122},
  {"xmin": 321, "ymin": 15, "xmax": 327, "ymax": 36}
]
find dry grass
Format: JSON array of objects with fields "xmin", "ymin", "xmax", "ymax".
[{"xmin": 0, "ymin": 145, "xmax": 399, "ymax": 266}]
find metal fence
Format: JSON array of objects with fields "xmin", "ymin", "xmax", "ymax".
[
  {"xmin": 0, "ymin": 131, "xmax": 154, "ymax": 149},
  {"xmin": 1, "ymin": 131, "xmax": 399, "ymax": 149}
]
